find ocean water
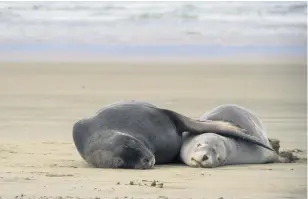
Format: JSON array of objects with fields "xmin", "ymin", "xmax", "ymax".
[{"xmin": 0, "ymin": 1, "xmax": 307, "ymax": 59}]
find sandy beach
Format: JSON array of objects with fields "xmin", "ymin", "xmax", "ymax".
[{"xmin": 0, "ymin": 59, "xmax": 306, "ymax": 199}]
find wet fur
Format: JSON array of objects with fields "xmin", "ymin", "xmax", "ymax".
[{"xmin": 73, "ymin": 101, "xmax": 181, "ymax": 169}]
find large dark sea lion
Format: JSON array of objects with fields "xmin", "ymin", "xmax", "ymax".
[{"xmin": 73, "ymin": 101, "xmax": 274, "ymax": 169}]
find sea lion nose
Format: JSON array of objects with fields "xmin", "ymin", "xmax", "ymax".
[
  {"xmin": 143, "ymin": 157, "xmax": 154, "ymax": 165},
  {"xmin": 202, "ymin": 155, "xmax": 208, "ymax": 161},
  {"xmin": 142, "ymin": 157, "xmax": 155, "ymax": 169}
]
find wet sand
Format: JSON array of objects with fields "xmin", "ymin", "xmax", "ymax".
[{"xmin": 0, "ymin": 59, "xmax": 306, "ymax": 199}]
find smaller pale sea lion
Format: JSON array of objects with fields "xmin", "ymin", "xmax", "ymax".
[{"xmin": 180, "ymin": 104, "xmax": 297, "ymax": 168}]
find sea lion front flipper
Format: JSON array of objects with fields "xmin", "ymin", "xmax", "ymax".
[{"xmin": 160, "ymin": 108, "xmax": 274, "ymax": 152}]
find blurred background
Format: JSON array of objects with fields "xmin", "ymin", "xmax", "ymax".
[{"xmin": 0, "ymin": 1, "xmax": 306, "ymax": 60}]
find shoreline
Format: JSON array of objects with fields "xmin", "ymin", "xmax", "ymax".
[
  {"xmin": 0, "ymin": 43, "xmax": 306, "ymax": 63},
  {"xmin": 0, "ymin": 53, "xmax": 306, "ymax": 65}
]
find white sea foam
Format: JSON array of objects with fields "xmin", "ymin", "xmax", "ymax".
[{"xmin": 0, "ymin": 1, "xmax": 306, "ymax": 45}]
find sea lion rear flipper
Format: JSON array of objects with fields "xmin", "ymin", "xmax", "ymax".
[
  {"xmin": 268, "ymin": 138, "xmax": 280, "ymax": 154},
  {"xmin": 160, "ymin": 108, "xmax": 274, "ymax": 151}
]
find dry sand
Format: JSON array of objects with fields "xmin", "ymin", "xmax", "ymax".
[{"xmin": 0, "ymin": 59, "xmax": 307, "ymax": 199}]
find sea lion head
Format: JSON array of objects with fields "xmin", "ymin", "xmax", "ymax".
[
  {"xmin": 84, "ymin": 130, "xmax": 155, "ymax": 169},
  {"xmin": 182, "ymin": 133, "xmax": 228, "ymax": 168}
]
